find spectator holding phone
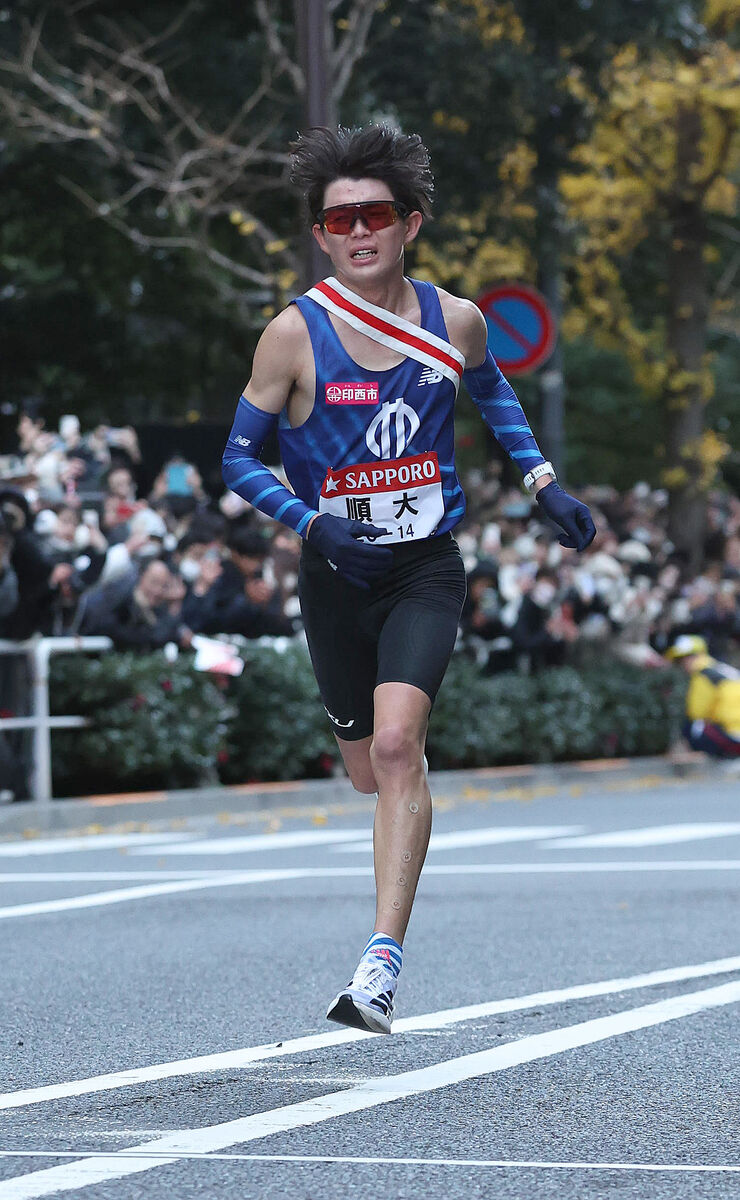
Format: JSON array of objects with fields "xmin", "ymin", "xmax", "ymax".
[
  {"xmin": 99, "ymin": 507, "xmax": 168, "ymax": 585},
  {"xmin": 151, "ymin": 455, "xmax": 206, "ymax": 505},
  {"xmin": 513, "ymin": 569, "xmax": 578, "ymax": 670},
  {"xmin": 0, "ymin": 488, "xmax": 59, "ymax": 637},
  {"xmin": 92, "ymin": 425, "xmax": 142, "ymax": 475},
  {"xmin": 181, "ymin": 526, "xmax": 295, "ymax": 638},
  {"xmin": 80, "ymin": 558, "xmax": 191, "ymax": 650}
]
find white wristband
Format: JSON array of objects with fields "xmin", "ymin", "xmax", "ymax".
[{"xmin": 522, "ymin": 461, "xmax": 556, "ymax": 492}]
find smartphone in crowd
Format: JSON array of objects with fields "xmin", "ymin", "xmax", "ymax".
[{"xmin": 165, "ymin": 460, "xmax": 192, "ymax": 496}]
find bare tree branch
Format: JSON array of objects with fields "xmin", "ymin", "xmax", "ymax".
[
  {"xmin": 255, "ymin": 0, "xmax": 304, "ymax": 93},
  {"xmin": 708, "ymin": 219, "xmax": 740, "ymax": 245},
  {"xmin": 332, "ymin": 0, "xmax": 382, "ymax": 103},
  {"xmin": 0, "ymin": 10, "xmax": 291, "ymax": 245},
  {"xmin": 0, "ymin": 1, "xmax": 382, "ymax": 310},
  {"xmin": 715, "ymin": 248, "xmax": 739, "ymax": 304},
  {"xmin": 58, "ymin": 174, "xmax": 296, "ymax": 294}
]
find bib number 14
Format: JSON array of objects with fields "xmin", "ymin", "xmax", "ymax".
[{"xmin": 318, "ymin": 451, "xmax": 443, "ymax": 544}]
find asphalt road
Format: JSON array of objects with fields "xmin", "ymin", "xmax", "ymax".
[{"xmin": 1, "ymin": 766, "xmax": 739, "ymax": 1198}]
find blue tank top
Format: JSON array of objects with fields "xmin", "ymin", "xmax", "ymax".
[{"xmin": 280, "ymin": 278, "xmax": 465, "ymax": 540}]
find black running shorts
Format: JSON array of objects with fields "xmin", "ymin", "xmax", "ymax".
[{"xmin": 298, "ymin": 532, "xmax": 467, "ymax": 741}]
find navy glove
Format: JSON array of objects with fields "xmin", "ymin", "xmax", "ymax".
[
  {"xmin": 308, "ymin": 514, "xmax": 393, "ymax": 588},
  {"xmin": 536, "ymin": 481, "xmax": 596, "ymax": 552}
]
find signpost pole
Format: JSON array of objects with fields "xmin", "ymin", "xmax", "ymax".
[{"xmin": 536, "ymin": 267, "xmax": 565, "ymax": 480}]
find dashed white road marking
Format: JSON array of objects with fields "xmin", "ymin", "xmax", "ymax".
[
  {"xmin": 4, "ymin": 822, "xmax": 737, "ymax": 864},
  {"xmin": 0, "ymin": 873, "xmax": 239, "ymax": 883},
  {"xmin": 333, "ymin": 825, "xmax": 585, "ymax": 854},
  {"xmin": 0, "ymin": 1152, "xmax": 738, "ymax": 1174},
  {"xmin": 1, "ymin": 951, "xmax": 739, "ymax": 1112},
  {"xmin": 132, "ymin": 829, "xmax": 371, "ymax": 856},
  {"xmin": 3, "ymin": 860, "xmax": 740, "ymax": 921},
  {"xmin": 1, "ymin": 980, "xmax": 738, "ymax": 1197},
  {"xmin": 0, "ymin": 834, "xmax": 193, "ymax": 858},
  {"xmin": 544, "ymin": 822, "xmax": 740, "ymax": 849},
  {"xmin": 422, "ymin": 860, "xmax": 740, "ymax": 874}
]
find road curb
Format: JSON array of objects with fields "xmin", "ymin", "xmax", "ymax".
[{"xmin": 0, "ymin": 753, "xmax": 714, "ymax": 841}]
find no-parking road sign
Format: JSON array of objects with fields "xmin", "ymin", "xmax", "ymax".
[{"xmin": 477, "ymin": 283, "xmax": 556, "ymax": 375}]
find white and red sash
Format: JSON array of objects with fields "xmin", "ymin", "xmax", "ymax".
[{"xmin": 305, "ymin": 276, "xmax": 465, "ymax": 393}]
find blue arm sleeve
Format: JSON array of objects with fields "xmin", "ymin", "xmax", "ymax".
[
  {"xmin": 221, "ymin": 395, "xmax": 318, "ymax": 537},
  {"xmin": 463, "ymin": 350, "xmax": 546, "ymax": 477}
]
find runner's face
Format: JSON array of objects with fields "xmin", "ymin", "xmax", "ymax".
[{"xmin": 313, "ymin": 178, "xmax": 421, "ymax": 282}]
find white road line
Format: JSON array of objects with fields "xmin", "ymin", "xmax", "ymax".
[
  {"xmin": 1, "ymin": 951, "xmax": 739, "ymax": 1112},
  {"xmin": 544, "ymin": 822, "xmax": 740, "ymax": 849},
  {"xmin": 131, "ymin": 829, "xmax": 372, "ymax": 856},
  {"xmin": 3, "ymin": 860, "xmax": 740, "ymax": 921},
  {"xmin": 10, "ymin": 860, "xmax": 740, "ymax": 885},
  {"xmin": 2, "ymin": 981, "xmax": 738, "ymax": 1198},
  {"xmin": 8, "ymin": 861, "xmax": 740, "ymax": 888},
  {"xmin": 422, "ymin": 861, "xmax": 740, "ymax": 873},
  {"xmin": 0, "ymin": 870, "xmax": 306, "ymax": 921},
  {"xmin": 0, "ymin": 1152, "xmax": 738, "ymax": 1174},
  {"xmin": 0, "ymin": 834, "xmax": 194, "ymax": 858},
  {"xmin": 333, "ymin": 825, "xmax": 585, "ymax": 854},
  {"xmin": 0, "ymin": 873, "xmax": 240, "ymax": 883}
]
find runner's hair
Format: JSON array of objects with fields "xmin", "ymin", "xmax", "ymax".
[{"xmin": 289, "ymin": 125, "xmax": 434, "ymax": 222}]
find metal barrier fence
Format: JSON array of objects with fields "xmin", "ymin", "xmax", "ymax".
[{"xmin": 0, "ymin": 636, "xmax": 112, "ymax": 805}]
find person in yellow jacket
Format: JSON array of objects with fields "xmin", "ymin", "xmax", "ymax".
[{"xmin": 666, "ymin": 635, "xmax": 740, "ymax": 759}]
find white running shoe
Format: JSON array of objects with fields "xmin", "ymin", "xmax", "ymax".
[{"xmin": 326, "ymin": 957, "xmax": 398, "ymax": 1035}]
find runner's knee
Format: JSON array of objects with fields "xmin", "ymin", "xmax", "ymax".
[{"xmin": 370, "ymin": 724, "xmax": 424, "ymax": 776}]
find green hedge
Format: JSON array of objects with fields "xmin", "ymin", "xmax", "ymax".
[
  {"xmin": 49, "ymin": 645, "xmax": 687, "ymax": 796},
  {"xmin": 50, "ymin": 653, "xmax": 228, "ymax": 794},
  {"xmin": 426, "ymin": 659, "xmax": 686, "ymax": 769},
  {"xmin": 219, "ymin": 642, "xmax": 337, "ymax": 783}
]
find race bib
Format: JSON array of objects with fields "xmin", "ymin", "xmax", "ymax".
[{"xmin": 318, "ymin": 451, "xmax": 443, "ymax": 544}]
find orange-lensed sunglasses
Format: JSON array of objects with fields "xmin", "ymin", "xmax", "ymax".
[{"xmin": 317, "ymin": 200, "xmax": 409, "ymax": 235}]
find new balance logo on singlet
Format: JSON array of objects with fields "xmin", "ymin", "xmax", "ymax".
[{"xmin": 417, "ymin": 366, "xmax": 443, "ymax": 386}]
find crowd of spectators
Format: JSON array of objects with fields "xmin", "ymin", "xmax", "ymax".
[
  {"xmin": 457, "ymin": 465, "xmax": 740, "ymax": 673},
  {"xmin": 1, "ymin": 402, "xmax": 739, "ymax": 672},
  {"xmin": 0, "ymin": 401, "xmax": 296, "ymax": 651}
]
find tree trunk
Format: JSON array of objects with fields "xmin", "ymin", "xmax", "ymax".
[
  {"xmin": 533, "ymin": 112, "xmax": 566, "ymax": 480},
  {"xmin": 295, "ymin": 0, "xmax": 335, "ymax": 289},
  {"xmin": 665, "ymin": 105, "xmax": 708, "ymax": 575}
]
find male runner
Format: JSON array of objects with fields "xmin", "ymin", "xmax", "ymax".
[{"xmin": 222, "ymin": 125, "xmax": 595, "ymax": 1034}]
